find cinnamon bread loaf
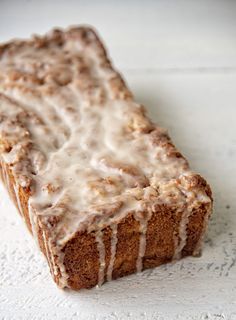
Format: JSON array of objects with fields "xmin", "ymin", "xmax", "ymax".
[{"xmin": 0, "ymin": 26, "xmax": 212, "ymax": 290}]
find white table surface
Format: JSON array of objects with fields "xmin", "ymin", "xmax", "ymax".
[{"xmin": 0, "ymin": 1, "xmax": 236, "ymax": 319}]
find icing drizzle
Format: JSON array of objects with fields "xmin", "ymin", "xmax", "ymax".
[{"xmin": 107, "ymin": 223, "xmax": 118, "ymax": 282}]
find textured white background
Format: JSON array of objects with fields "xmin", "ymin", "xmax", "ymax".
[{"xmin": 0, "ymin": 1, "xmax": 236, "ymax": 319}]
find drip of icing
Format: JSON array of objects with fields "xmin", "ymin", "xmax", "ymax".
[
  {"xmin": 136, "ymin": 220, "xmax": 148, "ymax": 273},
  {"xmin": 173, "ymin": 208, "xmax": 192, "ymax": 260},
  {"xmin": 43, "ymin": 230, "xmax": 68, "ymax": 288},
  {"xmin": 42, "ymin": 230, "xmax": 54, "ymax": 276},
  {"xmin": 95, "ymin": 230, "xmax": 106, "ymax": 287},
  {"xmin": 193, "ymin": 202, "xmax": 212, "ymax": 256},
  {"xmin": 172, "ymin": 232, "xmax": 179, "ymax": 259},
  {"xmin": 56, "ymin": 257, "xmax": 69, "ymax": 288},
  {"xmin": 107, "ymin": 223, "xmax": 118, "ymax": 281},
  {"xmin": 135, "ymin": 210, "xmax": 152, "ymax": 273},
  {"xmin": 47, "ymin": 238, "xmax": 59, "ymax": 276},
  {"xmin": 13, "ymin": 184, "xmax": 23, "ymax": 215},
  {"xmin": 28, "ymin": 201, "xmax": 40, "ymax": 248}
]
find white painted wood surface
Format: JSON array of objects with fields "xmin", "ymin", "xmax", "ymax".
[{"xmin": 0, "ymin": 1, "xmax": 236, "ymax": 319}]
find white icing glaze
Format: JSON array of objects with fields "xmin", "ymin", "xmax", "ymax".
[
  {"xmin": 12, "ymin": 183, "xmax": 24, "ymax": 217},
  {"xmin": 0, "ymin": 28, "xmax": 212, "ymax": 287},
  {"xmin": 43, "ymin": 229, "xmax": 68, "ymax": 288},
  {"xmin": 47, "ymin": 240, "xmax": 59, "ymax": 277},
  {"xmin": 173, "ymin": 207, "xmax": 192, "ymax": 260},
  {"xmin": 27, "ymin": 201, "xmax": 40, "ymax": 248},
  {"xmin": 193, "ymin": 200, "xmax": 213, "ymax": 256},
  {"xmin": 173, "ymin": 177, "xmax": 212, "ymax": 260},
  {"xmin": 95, "ymin": 230, "xmax": 106, "ymax": 287},
  {"xmin": 56, "ymin": 256, "xmax": 68, "ymax": 288},
  {"xmin": 134, "ymin": 210, "xmax": 152, "ymax": 273},
  {"xmin": 42, "ymin": 230, "xmax": 54, "ymax": 277},
  {"xmin": 107, "ymin": 223, "xmax": 118, "ymax": 281}
]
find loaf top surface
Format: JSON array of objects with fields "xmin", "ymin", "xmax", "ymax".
[{"xmin": 0, "ymin": 27, "xmax": 211, "ymax": 246}]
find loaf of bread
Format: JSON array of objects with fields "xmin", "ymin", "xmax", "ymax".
[{"xmin": 0, "ymin": 26, "xmax": 212, "ymax": 290}]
